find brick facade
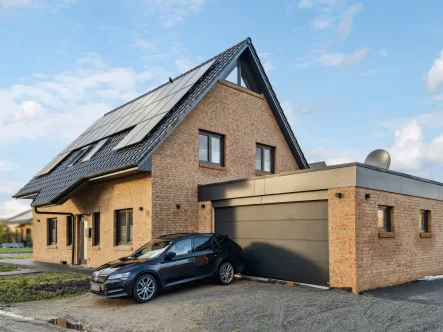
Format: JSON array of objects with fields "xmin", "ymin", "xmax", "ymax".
[
  {"xmin": 33, "ymin": 80, "xmax": 300, "ymax": 267},
  {"xmin": 150, "ymin": 81, "xmax": 299, "ymax": 238},
  {"xmin": 329, "ymin": 186, "xmax": 443, "ymax": 293},
  {"xmin": 32, "ymin": 173, "xmax": 152, "ymax": 267}
]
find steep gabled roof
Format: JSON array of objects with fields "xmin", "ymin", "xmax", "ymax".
[{"xmin": 14, "ymin": 38, "xmax": 309, "ymax": 207}]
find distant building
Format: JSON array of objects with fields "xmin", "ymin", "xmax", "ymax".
[
  {"xmin": 5, "ymin": 209, "xmax": 32, "ymax": 244},
  {"xmin": 309, "ymin": 161, "xmax": 327, "ymax": 169}
]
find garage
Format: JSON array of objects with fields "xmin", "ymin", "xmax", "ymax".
[{"xmin": 215, "ymin": 200, "xmax": 329, "ymax": 285}]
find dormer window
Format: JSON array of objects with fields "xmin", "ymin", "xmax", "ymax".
[{"xmin": 67, "ymin": 146, "xmax": 90, "ymax": 168}]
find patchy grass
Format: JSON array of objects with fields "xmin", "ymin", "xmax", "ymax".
[
  {"xmin": 0, "ymin": 255, "xmax": 33, "ymax": 259},
  {"xmin": 0, "ymin": 264, "xmax": 17, "ymax": 272},
  {"xmin": 0, "ymin": 272, "xmax": 89, "ymax": 303},
  {"xmin": 0, "ymin": 248, "xmax": 33, "ymax": 253}
]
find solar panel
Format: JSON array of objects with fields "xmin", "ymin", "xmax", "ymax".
[{"xmin": 34, "ymin": 59, "xmax": 215, "ymax": 177}]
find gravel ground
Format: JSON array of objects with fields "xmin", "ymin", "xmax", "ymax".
[
  {"xmin": 0, "ymin": 314, "xmax": 65, "ymax": 332},
  {"xmin": 5, "ymin": 280, "xmax": 443, "ymax": 332}
]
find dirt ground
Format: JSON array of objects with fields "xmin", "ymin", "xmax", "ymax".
[{"xmin": 4, "ymin": 279, "xmax": 443, "ymax": 332}]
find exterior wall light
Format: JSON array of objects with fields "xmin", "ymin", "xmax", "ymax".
[
  {"xmin": 176, "ymin": 204, "xmax": 181, "ymax": 209},
  {"xmin": 335, "ymin": 193, "xmax": 343, "ymax": 199},
  {"xmin": 365, "ymin": 194, "xmax": 371, "ymax": 199},
  {"xmin": 201, "ymin": 204, "xmax": 206, "ymax": 209}
]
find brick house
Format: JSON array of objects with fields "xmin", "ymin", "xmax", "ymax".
[{"xmin": 14, "ymin": 38, "xmax": 443, "ymax": 293}]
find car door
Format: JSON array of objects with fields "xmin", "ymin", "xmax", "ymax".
[
  {"xmin": 161, "ymin": 238, "xmax": 195, "ymax": 286},
  {"xmin": 192, "ymin": 236, "xmax": 218, "ymax": 277}
]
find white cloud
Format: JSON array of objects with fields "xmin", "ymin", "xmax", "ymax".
[
  {"xmin": 258, "ymin": 52, "xmax": 276, "ymax": 73},
  {"xmin": 175, "ymin": 59, "xmax": 196, "ymax": 73},
  {"xmin": 143, "ymin": 0, "xmax": 206, "ymax": 28},
  {"xmin": 307, "ymin": 145, "xmax": 363, "ymax": 166},
  {"xmin": 316, "ymin": 48, "xmax": 368, "ymax": 67},
  {"xmin": 281, "ymin": 100, "xmax": 318, "ymax": 125},
  {"xmin": 262, "ymin": 62, "xmax": 276, "ymax": 73},
  {"xmin": 425, "ymin": 51, "xmax": 443, "ymax": 91},
  {"xmin": 378, "ymin": 48, "xmax": 388, "ymax": 57},
  {"xmin": 77, "ymin": 52, "xmax": 107, "ymax": 69},
  {"xmin": 2, "ymin": 101, "xmax": 44, "ymax": 124},
  {"xmin": 0, "ymin": 181, "xmax": 24, "ymax": 194},
  {"xmin": 336, "ymin": 3, "xmax": 363, "ymax": 42},
  {"xmin": 390, "ymin": 120, "xmax": 425, "ymax": 170},
  {"xmin": 0, "ymin": 161, "xmax": 17, "ymax": 172},
  {"xmin": 130, "ymin": 39, "xmax": 156, "ymax": 51},
  {"xmin": 0, "ymin": 200, "xmax": 30, "ymax": 219},
  {"xmin": 311, "ymin": 16, "xmax": 334, "ymax": 30},
  {"xmin": 1, "ymin": 0, "xmax": 76, "ymax": 11},
  {"xmin": 298, "ymin": 0, "xmax": 336, "ymax": 9}
]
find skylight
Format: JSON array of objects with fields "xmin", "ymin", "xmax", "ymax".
[
  {"xmin": 67, "ymin": 147, "xmax": 90, "ymax": 168},
  {"xmin": 82, "ymin": 138, "xmax": 108, "ymax": 162}
]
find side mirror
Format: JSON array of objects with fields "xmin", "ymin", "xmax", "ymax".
[{"xmin": 165, "ymin": 251, "xmax": 176, "ymax": 259}]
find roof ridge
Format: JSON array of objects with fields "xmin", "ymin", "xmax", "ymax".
[
  {"xmin": 5, "ymin": 209, "xmax": 32, "ymax": 221},
  {"xmin": 104, "ymin": 38, "xmax": 250, "ymax": 117}
]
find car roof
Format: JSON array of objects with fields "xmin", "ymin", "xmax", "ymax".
[{"xmin": 157, "ymin": 233, "xmax": 218, "ymax": 241}]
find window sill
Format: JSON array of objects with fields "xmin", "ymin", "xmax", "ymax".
[
  {"xmin": 420, "ymin": 232, "xmax": 432, "ymax": 238},
  {"xmin": 378, "ymin": 232, "xmax": 395, "ymax": 238},
  {"xmin": 92, "ymin": 246, "xmax": 101, "ymax": 250},
  {"xmin": 114, "ymin": 245, "xmax": 133, "ymax": 251},
  {"xmin": 199, "ymin": 162, "xmax": 226, "ymax": 171},
  {"xmin": 256, "ymin": 171, "xmax": 273, "ymax": 176},
  {"xmin": 47, "ymin": 245, "xmax": 58, "ymax": 249},
  {"xmin": 66, "ymin": 245, "xmax": 72, "ymax": 250}
]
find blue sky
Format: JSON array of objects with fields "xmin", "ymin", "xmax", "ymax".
[{"xmin": 1, "ymin": 0, "xmax": 443, "ymax": 218}]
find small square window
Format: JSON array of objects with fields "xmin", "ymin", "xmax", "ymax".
[
  {"xmin": 199, "ymin": 131, "xmax": 224, "ymax": 166},
  {"xmin": 420, "ymin": 210, "xmax": 430, "ymax": 233},
  {"xmin": 378, "ymin": 206, "xmax": 392, "ymax": 232},
  {"xmin": 256, "ymin": 144, "xmax": 274, "ymax": 174}
]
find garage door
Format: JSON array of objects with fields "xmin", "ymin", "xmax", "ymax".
[{"xmin": 215, "ymin": 201, "xmax": 329, "ymax": 285}]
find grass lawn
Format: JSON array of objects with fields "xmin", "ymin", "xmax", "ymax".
[
  {"xmin": 0, "ymin": 248, "xmax": 33, "ymax": 253},
  {"xmin": 0, "ymin": 255, "xmax": 33, "ymax": 260},
  {"xmin": 0, "ymin": 271, "xmax": 90, "ymax": 303},
  {"xmin": 0, "ymin": 264, "xmax": 17, "ymax": 272}
]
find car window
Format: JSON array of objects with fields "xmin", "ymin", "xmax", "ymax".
[
  {"xmin": 193, "ymin": 236, "xmax": 212, "ymax": 252},
  {"xmin": 167, "ymin": 239, "xmax": 192, "ymax": 256}
]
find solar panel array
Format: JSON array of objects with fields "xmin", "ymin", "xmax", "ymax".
[{"xmin": 35, "ymin": 59, "xmax": 215, "ymax": 177}]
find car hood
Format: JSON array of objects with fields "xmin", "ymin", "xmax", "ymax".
[{"xmin": 92, "ymin": 256, "xmax": 155, "ymax": 280}]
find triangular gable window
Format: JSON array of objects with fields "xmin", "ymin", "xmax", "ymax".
[{"xmin": 224, "ymin": 64, "xmax": 250, "ymax": 90}]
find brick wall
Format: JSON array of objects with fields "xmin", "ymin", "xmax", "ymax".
[
  {"xmin": 329, "ymin": 186, "xmax": 443, "ymax": 293},
  {"xmin": 32, "ymin": 173, "xmax": 152, "ymax": 267},
  {"xmin": 151, "ymin": 81, "xmax": 300, "ymax": 238}
]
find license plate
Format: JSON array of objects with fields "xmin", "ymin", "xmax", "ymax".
[{"xmin": 90, "ymin": 282, "xmax": 101, "ymax": 292}]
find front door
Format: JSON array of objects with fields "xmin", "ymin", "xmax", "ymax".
[
  {"xmin": 78, "ymin": 215, "xmax": 88, "ymax": 265},
  {"xmin": 161, "ymin": 238, "xmax": 195, "ymax": 286}
]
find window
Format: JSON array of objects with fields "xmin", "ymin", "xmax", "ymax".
[
  {"xmin": 93, "ymin": 212, "xmax": 100, "ymax": 246},
  {"xmin": 116, "ymin": 209, "xmax": 133, "ymax": 245},
  {"xmin": 66, "ymin": 216, "xmax": 73, "ymax": 246},
  {"xmin": 47, "ymin": 218, "xmax": 57, "ymax": 245},
  {"xmin": 193, "ymin": 236, "xmax": 212, "ymax": 252},
  {"xmin": 82, "ymin": 139, "xmax": 108, "ymax": 162},
  {"xmin": 67, "ymin": 146, "xmax": 90, "ymax": 167},
  {"xmin": 420, "ymin": 210, "xmax": 430, "ymax": 232},
  {"xmin": 199, "ymin": 131, "xmax": 224, "ymax": 166},
  {"xmin": 167, "ymin": 239, "xmax": 192, "ymax": 256},
  {"xmin": 378, "ymin": 206, "xmax": 392, "ymax": 232},
  {"xmin": 256, "ymin": 144, "xmax": 274, "ymax": 173}
]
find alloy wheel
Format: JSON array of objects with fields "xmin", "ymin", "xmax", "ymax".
[
  {"xmin": 136, "ymin": 276, "xmax": 156, "ymax": 301},
  {"xmin": 220, "ymin": 262, "xmax": 234, "ymax": 284}
]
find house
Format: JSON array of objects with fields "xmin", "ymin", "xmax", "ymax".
[
  {"xmin": 4, "ymin": 209, "xmax": 32, "ymax": 244},
  {"xmin": 14, "ymin": 38, "xmax": 307, "ymax": 267},
  {"xmin": 13, "ymin": 38, "xmax": 443, "ymax": 293}
]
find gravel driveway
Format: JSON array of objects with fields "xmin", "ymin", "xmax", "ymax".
[{"xmin": 4, "ymin": 279, "xmax": 443, "ymax": 331}]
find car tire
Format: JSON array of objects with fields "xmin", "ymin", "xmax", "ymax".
[
  {"xmin": 218, "ymin": 261, "xmax": 235, "ymax": 285},
  {"xmin": 133, "ymin": 274, "xmax": 157, "ymax": 303}
]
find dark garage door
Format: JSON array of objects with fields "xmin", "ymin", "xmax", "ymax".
[{"xmin": 215, "ymin": 201, "xmax": 329, "ymax": 285}]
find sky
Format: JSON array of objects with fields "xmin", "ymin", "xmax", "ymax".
[{"xmin": 1, "ymin": 0, "xmax": 443, "ymax": 218}]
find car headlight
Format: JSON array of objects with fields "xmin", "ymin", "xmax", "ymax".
[{"xmin": 108, "ymin": 272, "xmax": 130, "ymax": 281}]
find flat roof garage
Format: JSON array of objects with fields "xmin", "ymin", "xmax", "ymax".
[{"xmin": 199, "ymin": 162, "xmax": 443, "ymax": 293}]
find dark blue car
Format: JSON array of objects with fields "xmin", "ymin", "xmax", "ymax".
[{"xmin": 90, "ymin": 233, "xmax": 244, "ymax": 302}]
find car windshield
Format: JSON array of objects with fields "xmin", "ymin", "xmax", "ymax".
[{"xmin": 130, "ymin": 239, "xmax": 172, "ymax": 259}]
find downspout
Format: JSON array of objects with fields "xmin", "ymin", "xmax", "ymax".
[{"xmin": 34, "ymin": 207, "xmax": 76, "ymax": 266}]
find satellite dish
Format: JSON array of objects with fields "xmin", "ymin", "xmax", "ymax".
[{"xmin": 364, "ymin": 149, "xmax": 391, "ymax": 169}]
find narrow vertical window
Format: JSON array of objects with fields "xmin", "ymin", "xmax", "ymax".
[
  {"xmin": 93, "ymin": 212, "xmax": 100, "ymax": 246},
  {"xmin": 199, "ymin": 134, "xmax": 209, "ymax": 162},
  {"xmin": 378, "ymin": 206, "xmax": 392, "ymax": 232},
  {"xmin": 256, "ymin": 144, "xmax": 274, "ymax": 174},
  {"xmin": 47, "ymin": 218, "xmax": 57, "ymax": 245},
  {"xmin": 66, "ymin": 216, "xmax": 73, "ymax": 246},
  {"xmin": 420, "ymin": 210, "xmax": 430, "ymax": 233}
]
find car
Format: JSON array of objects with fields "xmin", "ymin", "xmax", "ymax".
[{"xmin": 89, "ymin": 233, "xmax": 244, "ymax": 303}]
